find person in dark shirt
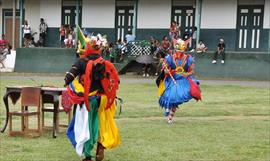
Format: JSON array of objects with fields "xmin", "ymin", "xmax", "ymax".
[{"xmin": 212, "ymin": 38, "xmax": 226, "ymax": 64}]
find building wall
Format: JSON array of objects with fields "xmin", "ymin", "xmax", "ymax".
[
  {"xmin": 82, "ymin": 0, "xmax": 115, "ymax": 28},
  {"xmin": 201, "ymin": 0, "xmax": 237, "ymax": 29},
  {"xmin": 24, "ymin": 0, "xmax": 40, "ymax": 41},
  {"xmin": 264, "ymin": 0, "xmax": 270, "ymax": 29},
  {"xmin": 136, "ymin": 0, "xmax": 171, "ymax": 40},
  {"xmin": 137, "ymin": 0, "xmax": 171, "ymax": 29},
  {"xmin": 40, "ymin": 0, "xmax": 61, "ymax": 28}
]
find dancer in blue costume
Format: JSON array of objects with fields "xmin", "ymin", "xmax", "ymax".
[{"xmin": 156, "ymin": 39, "xmax": 201, "ymax": 123}]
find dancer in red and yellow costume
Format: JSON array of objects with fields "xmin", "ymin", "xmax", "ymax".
[{"xmin": 65, "ymin": 27, "xmax": 120, "ymax": 161}]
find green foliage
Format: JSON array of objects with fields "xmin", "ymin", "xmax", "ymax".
[{"xmin": 0, "ymin": 74, "xmax": 269, "ymax": 161}]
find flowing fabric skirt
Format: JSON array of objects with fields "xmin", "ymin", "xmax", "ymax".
[{"xmin": 159, "ymin": 75, "xmax": 193, "ymax": 109}]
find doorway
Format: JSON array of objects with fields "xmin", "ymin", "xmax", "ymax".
[{"xmin": 236, "ymin": 5, "xmax": 264, "ymax": 50}]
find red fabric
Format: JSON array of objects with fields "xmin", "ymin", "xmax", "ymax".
[
  {"xmin": 66, "ymin": 87, "xmax": 84, "ymax": 104},
  {"xmin": 188, "ymin": 77, "xmax": 202, "ymax": 101},
  {"xmin": 83, "ymin": 57, "xmax": 104, "ymax": 111},
  {"xmin": 61, "ymin": 90, "xmax": 73, "ymax": 113},
  {"xmin": 84, "ymin": 60, "xmax": 94, "ymax": 111},
  {"xmin": 101, "ymin": 60, "xmax": 120, "ymax": 109}
]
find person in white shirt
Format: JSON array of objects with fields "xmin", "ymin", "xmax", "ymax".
[
  {"xmin": 22, "ymin": 20, "xmax": 31, "ymax": 47},
  {"xmin": 196, "ymin": 40, "xmax": 208, "ymax": 53}
]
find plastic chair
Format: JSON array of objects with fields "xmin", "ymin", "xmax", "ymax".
[{"xmin": 9, "ymin": 87, "xmax": 42, "ymax": 137}]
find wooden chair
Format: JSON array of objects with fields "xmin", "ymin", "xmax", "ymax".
[
  {"xmin": 41, "ymin": 95, "xmax": 71, "ymax": 132},
  {"xmin": 9, "ymin": 87, "xmax": 42, "ymax": 137}
]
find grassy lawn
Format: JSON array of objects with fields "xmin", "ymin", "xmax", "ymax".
[{"xmin": 0, "ymin": 74, "xmax": 269, "ymax": 161}]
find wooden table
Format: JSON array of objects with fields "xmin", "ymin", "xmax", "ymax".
[{"xmin": 1, "ymin": 86, "xmax": 66, "ymax": 138}]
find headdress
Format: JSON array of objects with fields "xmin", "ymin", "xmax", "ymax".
[
  {"xmin": 174, "ymin": 38, "xmax": 188, "ymax": 52},
  {"xmin": 76, "ymin": 26, "xmax": 107, "ymax": 58}
]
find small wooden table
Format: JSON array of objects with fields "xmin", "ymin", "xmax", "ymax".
[{"xmin": 1, "ymin": 86, "xmax": 66, "ymax": 138}]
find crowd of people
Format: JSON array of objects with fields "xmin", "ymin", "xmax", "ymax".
[{"xmin": 2, "ymin": 18, "xmax": 226, "ymax": 70}]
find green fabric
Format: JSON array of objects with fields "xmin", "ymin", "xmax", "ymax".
[
  {"xmin": 83, "ymin": 99, "xmax": 100, "ymax": 157},
  {"xmin": 77, "ymin": 25, "xmax": 86, "ymax": 49}
]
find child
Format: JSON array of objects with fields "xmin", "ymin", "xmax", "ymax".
[{"xmin": 196, "ymin": 40, "xmax": 208, "ymax": 53}]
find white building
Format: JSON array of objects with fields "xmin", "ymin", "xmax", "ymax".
[{"xmin": 1, "ymin": 0, "xmax": 269, "ymax": 51}]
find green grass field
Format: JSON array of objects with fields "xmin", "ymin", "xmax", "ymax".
[{"xmin": 0, "ymin": 74, "xmax": 269, "ymax": 161}]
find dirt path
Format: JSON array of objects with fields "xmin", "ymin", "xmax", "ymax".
[{"xmin": 0, "ymin": 73, "xmax": 269, "ymax": 88}]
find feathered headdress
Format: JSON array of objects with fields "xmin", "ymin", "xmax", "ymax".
[{"xmin": 76, "ymin": 26, "xmax": 107, "ymax": 58}]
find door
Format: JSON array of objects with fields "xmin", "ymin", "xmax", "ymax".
[
  {"xmin": 62, "ymin": 6, "xmax": 82, "ymax": 27},
  {"xmin": 115, "ymin": 6, "xmax": 134, "ymax": 41},
  {"xmin": 171, "ymin": 6, "xmax": 195, "ymax": 36},
  {"xmin": 4, "ymin": 18, "xmax": 20, "ymax": 49},
  {"xmin": 237, "ymin": 5, "xmax": 264, "ymax": 50}
]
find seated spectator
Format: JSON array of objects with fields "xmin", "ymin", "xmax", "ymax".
[
  {"xmin": 125, "ymin": 31, "xmax": 135, "ymax": 43},
  {"xmin": 196, "ymin": 40, "xmax": 208, "ymax": 53},
  {"xmin": 212, "ymin": 38, "xmax": 226, "ymax": 64},
  {"xmin": 0, "ymin": 40, "xmax": 10, "ymax": 68}
]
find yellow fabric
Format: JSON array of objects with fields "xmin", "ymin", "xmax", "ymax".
[
  {"xmin": 157, "ymin": 79, "xmax": 165, "ymax": 97},
  {"xmin": 72, "ymin": 78, "xmax": 98, "ymax": 96},
  {"xmin": 98, "ymin": 95, "xmax": 121, "ymax": 149},
  {"xmin": 72, "ymin": 78, "xmax": 85, "ymax": 93}
]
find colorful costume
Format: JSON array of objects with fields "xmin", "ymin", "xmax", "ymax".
[
  {"xmin": 65, "ymin": 27, "xmax": 120, "ymax": 161},
  {"xmin": 156, "ymin": 39, "xmax": 201, "ymax": 123}
]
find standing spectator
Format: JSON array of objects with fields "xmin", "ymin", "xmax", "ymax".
[
  {"xmin": 191, "ymin": 26, "xmax": 197, "ymax": 49},
  {"xmin": 64, "ymin": 27, "xmax": 75, "ymax": 48},
  {"xmin": 212, "ymin": 38, "xmax": 226, "ymax": 64},
  {"xmin": 115, "ymin": 39, "xmax": 122, "ymax": 61},
  {"xmin": 155, "ymin": 36, "xmax": 171, "ymax": 76},
  {"xmin": 59, "ymin": 25, "xmax": 66, "ymax": 47},
  {"xmin": 39, "ymin": 18, "xmax": 48, "ymax": 47},
  {"xmin": 120, "ymin": 39, "xmax": 128, "ymax": 61},
  {"xmin": 176, "ymin": 22, "xmax": 181, "ymax": 38},
  {"xmin": 169, "ymin": 21, "xmax": 178, "ymax": 40},
  {"xmin": 22, "ymin": 20, "xmax": 31, "ymax": 47},
  {"xmin": 196, "ymin": 40, "xmax": 208, "ymax": 53}
]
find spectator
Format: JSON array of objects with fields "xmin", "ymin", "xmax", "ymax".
[
  {"xmin": 155, "ymin": 36, "xmax": 171, "ymax": 76},
  {"xmin": 59, "ymin": 25, "xmax": 66, "ymax": 47},
  {"xmin": 196, "ymin": 40, "xmax": 208, "ymax": 53},
  {"xmin": 125, "ymin": 30, "xmax": 135, "ymax": 43},
  {"xmin": 0, "ymin": 40, "xmax": 10, "ymax": 68},
  {"xmin": 83, "ymin": 28, "xmax": 89, "ymax": 37},
  {"xmin": 64, "ymin": 27, "xmax": 75, "ymax": 48},
  {"xmin": 22, "ymin": 20, "xmax": 31, "ymax": 47},
  {"xmin": 212, "ymin": 38, "xmax": 226, "ymax": 64},
  {"xmin": 39, "ymin": 18, "xmax": 48, "ymax": 47},
  {"xmin": 1, "ymin": 34, "xmax": 9, "ymax": 46},
  {"xmin": 191, "ymin": 26, "xmax": 197, "ymax": 49},
  {"xmin": 169, "ymin": 21, "xmax": 178, "ymax": 40},
  {"xmin": 120, "ymin": 39, "xmax": 128, "ymax": 61}
]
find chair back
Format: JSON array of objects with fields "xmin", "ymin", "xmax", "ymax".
[{"xmin": 21, "ymin": 87, "xmax": 41, "ymax": 107}]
